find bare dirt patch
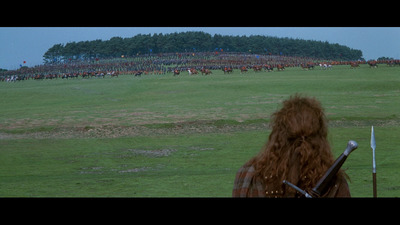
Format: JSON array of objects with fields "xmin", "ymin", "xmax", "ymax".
[
  {"xmin": 126, "ymin": 149, "xmax": 177, "ymax": 157},
  {"xmin": 0, "ymin": 119, "xmax": 270, "ymax": 139},
  {"xmin": 2, "ymin": 118, "xmax": 400, "ymax": 140}
]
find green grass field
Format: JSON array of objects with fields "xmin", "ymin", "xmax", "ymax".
[{"xmin": 1, "ymin": 64, "xmax": 400, "ymax": 197}]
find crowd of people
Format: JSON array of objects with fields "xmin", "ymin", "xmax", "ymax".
[{"xmin": 0, "ymin": 52, "xmax": 392, "ymax": 82}]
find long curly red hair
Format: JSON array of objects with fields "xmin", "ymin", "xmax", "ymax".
[{"xmin": 249, "ymin": 94, "xmax": 346, "ymax": 197}]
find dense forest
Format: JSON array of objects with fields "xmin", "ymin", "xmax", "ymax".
[{"xmin": 43, "ymin": 31, "xmax": 363, "ymax": 63}]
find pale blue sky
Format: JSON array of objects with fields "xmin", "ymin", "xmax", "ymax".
[{"xmin": 1, "ymin": 27, "xmax": 400, "ymax": 70}]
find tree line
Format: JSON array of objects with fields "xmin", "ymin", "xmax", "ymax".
[{"xmin": 43, "ymin": 31, "xmax": 363, "ymax": 63}]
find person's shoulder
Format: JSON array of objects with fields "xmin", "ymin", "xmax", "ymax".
[
  {"xmin": 236, "ymin": 160, "xmax": 256, "ymax": 174},
  {"xmin": 233, "ymin": 161, "xmax": 257, "ymax": 197}
]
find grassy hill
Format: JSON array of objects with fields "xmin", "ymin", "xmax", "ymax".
[{"xmin": 0, "ymin": 64, "xmax": 399, "ymax": 197}]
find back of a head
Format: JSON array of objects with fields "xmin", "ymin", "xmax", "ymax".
[
  {"xmin": 255, "ymin": 94, "xmax": 337, "ymax": 196},
  {"xmin": 272, "ymin": 94, "xmax": 327, "ymax": 141}
]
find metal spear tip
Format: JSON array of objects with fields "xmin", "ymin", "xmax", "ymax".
[
  {"xmin": 371, "ymin": 126, "xmax": 376, "ymax": 150},
  {"xmin": 344, "ymin": 140, "xmax": 358, "ymax": 156}
]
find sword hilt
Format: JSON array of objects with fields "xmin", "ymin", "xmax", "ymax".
[
  {"xmin": 311, "ymin": 140, "xmax": 358, "ymax": 197},
  {"xmin": 283, "ymin": 140, "xmax": 358, "ymax": 198}
]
